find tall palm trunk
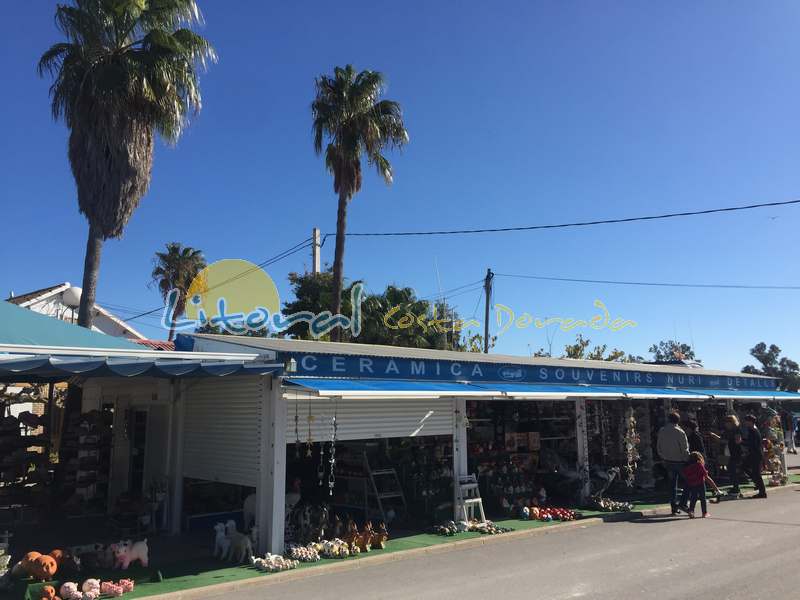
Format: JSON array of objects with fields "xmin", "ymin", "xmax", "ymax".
[
  {"xmin": 330, "ymin": 191, "xmax": 349, "ymax": 342},
  {"xmin": 77, "ymin": 223, "xmax": 103, "ymax": 328},
  {"xmin": 167, "ymin": 295, "xmax": 186, "ymax": 342}
]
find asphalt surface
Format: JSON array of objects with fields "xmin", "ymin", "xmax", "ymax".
[{"xmin": 213, "ymin": 486, "xmax": 800, "ymax": 600}]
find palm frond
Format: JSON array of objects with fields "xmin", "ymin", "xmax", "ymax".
[
  {"xmin": 312, "ymin": 64, "xmax": 408, "ymax": 197},
  {"xmin": 40, "ymin": 0, "xmax": 214, "ymax": 238}
]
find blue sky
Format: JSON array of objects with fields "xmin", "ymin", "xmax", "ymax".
[{"xmin": 1, "ymin": 1, "xmax": 799, "ymax": 371}]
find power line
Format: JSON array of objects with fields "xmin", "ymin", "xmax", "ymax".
[
  {"xmin": 121, "ymin": 237, "xmax": 313, "ymax": 322},
  {"xmin": 495, "ymin": 273, "xmax": 800, "ymax": 290},
  {"xmin": 327, "ymin": 198, "xmax": 800, "ymax": 237},
  {"xmin": 418, "ymin": 279, "xmax": 485, "ymax": 302}
]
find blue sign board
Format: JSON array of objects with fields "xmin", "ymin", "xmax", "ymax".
[{"xmin": 281, "ymin": 352, "xmax": 778, "ymax": 390}]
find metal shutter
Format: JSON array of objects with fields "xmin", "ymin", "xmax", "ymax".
[
  {"xmin": 183, "ymin": 376, "xmax": 262, "ymax": 486},
  {"xmin": 284, "ymin": 395, "xmax": 454, "ymax": 441}
]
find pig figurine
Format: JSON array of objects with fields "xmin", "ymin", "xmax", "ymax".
[{"xmin": 112, "ymin": 539, "xmax": 149, "ymax": 570}]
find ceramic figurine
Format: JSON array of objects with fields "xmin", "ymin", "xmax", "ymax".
[
  {"xmin": 213, "ymin": 523, "xmax": 230, "ymax": 559},
  {"xmin": 357, "ymin": 522, "xmax": 374, "ymax": 553},
  {"xmin": 112, "ymin": 539, "xmax": 149, "ymax": 569},
  {"xmin": 224, "ymin": 521, "xmax": 253, "ymax": 564},
  {"xmin": 371, "ymin": 522, "xmax": 389, "ymax": 549},
  {"xmin": 343, "ymin": 519, "xmax": 360, "ymax": 553}
]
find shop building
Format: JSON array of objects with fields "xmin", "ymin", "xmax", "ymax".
[
  {"xmin": 161, "ymin": 334, "xmax": 795, "ymax": 552},
  {"xmin": 2, "ymin": 302, "xmax": 798, "ymax": 561}
]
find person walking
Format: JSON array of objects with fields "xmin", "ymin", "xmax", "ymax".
[
  {"xmin": 721, "ymin": 415, "xmax": 743, "ymax": 496},
  {"xmin": 657, "ymin": 411, "xmax": 690, "ymax": 515},
  {"xmin": 681, "ymin": 451, "xmax": 715, "ymax": 518},
  {"xmin": 683, "ymin": 420, "xmax": 722, "ymax": 497},
  {"xmin": 742, "ymin": 414, "xmax": 768, "ymax": 498}
]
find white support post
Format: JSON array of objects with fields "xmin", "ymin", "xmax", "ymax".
[
  {"xmin": 575, "ymin": 398, "xmax": 591, "ymax": 503},
  {"xmin": 256, "ymin": 375, "xmax": 287, "ymax": 555},
  {"xmin": 169, "ymin": 380, "xmax": 184, "ymax": 535},
  {"xmin": 452, "ymin": 398, "xmax": 468, "ymax": 520}
]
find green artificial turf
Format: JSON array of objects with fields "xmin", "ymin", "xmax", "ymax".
[
  {"xmin": 7, "ymin": 512, "xmax": 607, "ymax": 600},
  {"xmin": 11, "ymin": 482, "xmax": 797, "ymax": 600}
]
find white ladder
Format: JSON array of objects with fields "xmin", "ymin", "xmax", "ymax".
[{"xmin": 456, "ymin": 475, "xmax": 486, "ymax": 523}]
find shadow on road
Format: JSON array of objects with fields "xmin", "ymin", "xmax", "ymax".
[
  {"xmin": 704, "ymin": 517, "xmax": 800, "ymax": 527},
  {"xmin": 623, "ymin": 515, "xmax": 686, "ymax": 524}
]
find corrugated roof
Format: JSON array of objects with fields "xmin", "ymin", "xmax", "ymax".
[
  {"xmin": 6, "ymin": 283, "xmax": 70, "ymax": 306},
  {"xmin": 133, "ymin": 339, "xmax": 175, "ymax": 351},
  {"xmin": 188, "ymin": 334, "xmax": 772, "ymax": 381},
  {"xmin": 0, "ymin": 300, "xmax": 142, "ymax": 350}
]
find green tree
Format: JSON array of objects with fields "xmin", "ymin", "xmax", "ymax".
[
  {"xmin": 311, "ymin": 65, "xmax": 409, "ymax": 340},
  {"xmin": 280, "ymin": 271, "xmax": 475, "ymax": 350},
  {"xmin": 151, "ymin": 242, "xmax": 206, "ymax": 341},
  {"xmin": 280, "ymin": 271, "xmax": 360, "ymax": 341},
  {"xmin": 648, "ymin": 340, "xmax": 698, "ymax": 362},
  {"xmin": 39, "ymin": 0, "xmax": 215, "ymax": 329},
  {"xmin": 742, "ymin": 342, "xmax": 800, "ymax": 391},
  {"xmin": 562, "ymin": 334, "xmax": 627, "ymax": 362}
]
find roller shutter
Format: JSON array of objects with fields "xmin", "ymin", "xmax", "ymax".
[
  {"xmin": 183, "ymin": 376, "xmax": 262, "ymax": 486},
  {"xmin": 284, "ymin": 395, "xmax": 454, "ymax": 441}
]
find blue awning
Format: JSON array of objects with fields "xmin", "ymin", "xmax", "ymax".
[
  {"xmin": 0, "ymin": 353, "xmax": 282, "ymax": 382},
  {"xmin": 283, "ymin": 379, "xmax": 800, "ymax": 401},
  {"xmin": 683, "ymin": 388, "xmax": 800, "ymax": 400},
  {"xmin": 481, "ymin": 383, "xmax": 625, "ymax": 398},
  {"xmin": 285, "ymin": 378, "xmax": 499, "ymax": 396}
]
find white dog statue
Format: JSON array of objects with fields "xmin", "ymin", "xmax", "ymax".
[
  {"xmin": 213, "ymin": 522, "xmax": 230, "ymax": 560},
  {"xmin": 225, "ymin": 520, "xmax": 253, "ymax": 564}
]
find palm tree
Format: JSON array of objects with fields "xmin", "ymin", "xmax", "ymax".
[
  {"xmin": 39, "ymin": 0, "xmax": 215, "ymax": 329},
  {"xmin": 151, "ymin": 242, "xmax": 206, "ymax": 341},
  {"xmin": 311, "ymin": 65, "xmax": 408, "ymax": 341}
]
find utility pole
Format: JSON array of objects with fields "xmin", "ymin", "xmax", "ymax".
[
  {"xmin": 311, "ymin": 228, "xmax": 321, "ymax": 274},
  {"xmin": 483, "ymin": 268, "xmax": 493, "ymax": 353}
]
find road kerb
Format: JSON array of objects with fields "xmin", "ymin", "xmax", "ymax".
[{"xmin": 150, "ymin": 518, "xmax": 605, "ymax": 599}]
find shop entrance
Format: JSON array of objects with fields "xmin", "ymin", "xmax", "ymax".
[
  {"xmin": 284, "ymin": 435, "xmax": 455, "ymax": 541},
  {"xmin": 467, "ymin": 399, "xmax": 577, "ymax": 516}
]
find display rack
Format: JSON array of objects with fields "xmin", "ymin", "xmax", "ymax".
[{"xmin": 0, "ymin": 387, "xmax": 49, "ymax": 525}]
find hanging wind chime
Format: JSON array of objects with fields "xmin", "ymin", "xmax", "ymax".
[
  {"xmin": 306, "ymin": 399, "xmax": 314, "ymax": 458},
  {"xmin": 622, "ymin": 406, "xmax": 641, "ymax": 487},
  {"xmin": 328, "ymin": 400, "xmax": 338, "ymax": 496},
  {"xmin": 317, "ymin": 424, "xmax": 326, "ymax": 487},
  {"xmin": 294, "ymin": 392, "xmax": 301, "ymax": 459}
]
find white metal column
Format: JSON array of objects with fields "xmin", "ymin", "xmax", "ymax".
[
  {"xmin": 256, "ymin": 375, "xmax": 287, "ymax": 554},
  {"xmin": 452, "ymin": 398, "xmax": 468, "ymax": 519},
  {"xmin": 169, "ymin": 380, "xmax": 184, "ymax": 535},
  {"xmin": 575, "ymin": 397, "xmax": 591, "ymax": 502}
]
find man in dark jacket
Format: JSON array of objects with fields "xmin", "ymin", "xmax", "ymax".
[{"xmin": 742, "ymin": 414, "xmax": 767, "ymax": 498}]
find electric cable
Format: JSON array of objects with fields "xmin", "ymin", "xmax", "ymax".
[{"xmin": 326, "ymin": 198, "xmax": 800, "ymax": 237}]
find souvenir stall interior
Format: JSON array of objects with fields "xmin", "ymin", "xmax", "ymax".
[
  {"xmin": 284, "ymin": 434, "xmax": 455, "ymax": 538},
  {"xmin": 667, "ymin": 400, "xmax": 729, "ymax": 480},
  {"xmin": 466, "ymin": 400, "xmax": 578, "ymax": 515},
  {"xmin": 585, "ymin": 399, "xmax": 652, "ymax": 493}
]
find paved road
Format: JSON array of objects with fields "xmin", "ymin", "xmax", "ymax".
[{"xmin": 214, "ymin": 487, "xmax": 800, "ymax": 600}]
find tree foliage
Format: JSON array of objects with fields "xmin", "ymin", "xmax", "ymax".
[
  {"xmin": 648, "ymin": 340, "xmax": 698, "ymax": 362},
  {"xmin": 742, "ymin": 342, "xmax": 800, "ymax": 391},
  {"xmin": 311, "ymin": 65, "xmax": 408, "ymax": 337},
  {"xmin": 39, "ymin": 0, "xmax": 215, "ymax": 328},
  {"xmin": 280, "ymin": 271, "xmax": 478, "ymax": 351},
  {"xmin": 151, "ymin": 242, "xmax": 206, "ymax": 341},
  {"xmin": 561, "ymin": 334, "xmax": 630, "ymax": 362}
]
